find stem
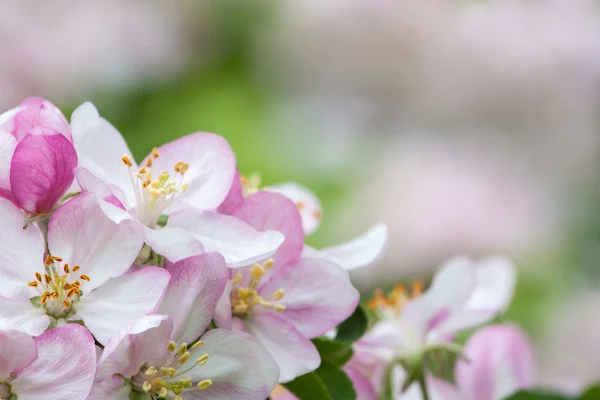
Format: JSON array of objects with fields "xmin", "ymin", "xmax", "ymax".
[{"xmin": 418, "ymin": 376, "xmax": 430, "ymax": 400}]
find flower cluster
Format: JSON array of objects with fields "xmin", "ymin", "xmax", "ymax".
[{"xmin": 0, "ymin": 97, "xmax": 388, "ymax": 399}]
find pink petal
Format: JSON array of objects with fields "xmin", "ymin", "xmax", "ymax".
[
  {"xmin": 10, "ymin": 132, "xmax": 78, "ymax": 213},
  {"xmin": 217, "ymin": 169, "xmax": 244, "ymax": 214},
  {"xmin": 213, "ymin": 280, "xmax": 234, "ymax": 330},
  {"xmin": 183, "ymin": 329, "xmax": 279, "ymax": 399},
  {"xmin": 0, "ymin": 197, "xmax": 45, "ymax": 297},
  {"xmin": 455, "ymin": 324, "xmax": 534, "ymax": 400},
  {"xmin": 344, "ymin": 367, "xmax": 378, "ymax": 400},
  {"xmin": 143, "ymin": 225, "xmax": 205, "ymax": 263},
  {"xmin": 269, "ymin": 182, "xmax": 323, "ymax": 235},
  {"xmin": 313, "ymin": 223, "xmax": 388, "ymax": 271},
  {"xmin": 231, "ymin": 191, "xmax": 305, "ymax": 268},
  {"xmin": 148, "ymin": 132, "xmax": 236, "ymax": 211},
  {"xmin": 159, "ymin": 253, "xmax": 228, "ymax": 344},
  {"xmin": 47, "ymin": 193, "xmax": 144, "ymax": 291},
  {"xmin": 12, "ymin": 324, "xmax": 96, "ymax": 400},
  {"xmin": 70, "ymin": 102, "xmax": 136, "ymax": 203},
  {"xmin": 87, "ymin": 375, "xmax": 131, "ymax": 400},
  {"xmin": 259, "ymin": 257, "xmax": 359, "ymax": 338},
  {"xmin": 0, "ymin": 330, "xmax": 37, "ymax": 380},
  {"xmin": 74, "ymin": 167, "xmax": 127, "ymax": 210},
  {"xmin": 4, "ymin": 97, "xmax": 71, "ymax": 142},
  {"xmin": 0, "ymin": 130, "xmax": 17, "ymax": 197},
  {"xmin": 244, "ymin": 313, "xmax": 320, "ymax": 383},
  {"xmin": 165, "ymin": 209, "xmax": 284, "ymax": 267},
  {"xmin": 74, "ymin": 266, "xmax": 171, "ymax": 345},
  {"xmin": 0, "ymin": 296, "xmax": 50, "ymax": 337}
]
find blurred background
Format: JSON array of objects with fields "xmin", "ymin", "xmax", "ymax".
[{"xmin": 7, "ymin": 0, "xmax": 600, "ymax": 394}]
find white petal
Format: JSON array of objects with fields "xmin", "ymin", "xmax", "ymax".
[
  {"xmin": 0, "ymin": 330, "xmax": 37, "ymax": 380},
  {"xmin": 166, "ymin": 209, "xmax": 284, "ymax": 267},
  {"xmin": 0, "ymin": 296, "xmax": 49, "ymax": 336},
  {"xmin": 74, "ymin": 267, "xmax": 170, "ymax": 345},
  {"xmin": 269, "ymin": 182, "xmax": 323, "ymax": 235}
]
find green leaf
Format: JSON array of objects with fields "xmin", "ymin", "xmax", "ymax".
[
  {"xmin": 284, "ymin": 371, "xmax": 332, "ymax": 400},
  {"xmin": 580, "ymin": 383, "xmax": 600, "ymax": 399},
  {"xmin": 312, "ymin": 337, "xmax": 353, "ymax": 367},
  {"xmin": 504, "ymin": 390, "xmax": 575, "ymax": 400},
  {"xmin": 316, "ymin": 361, "xmax": 357, "ymax": 400},
  {"xmin": 336, "ymin": 304, "xmax": 369, "ymax": 342}
]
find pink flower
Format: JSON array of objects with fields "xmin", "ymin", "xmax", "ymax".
[
  {"xmin": 91, "ymin": 253, "xmax": 279, "ymax": 400},
  {"xmin": 0, "ymin": 97, "xmax": 77, "ymax": 215},
  {"xmin": 210, "ymin": 190, "xmax": 360, "ymax": 382},
  {"xmin": 0, "ymin": 325, "xmax": 96, "ymax": 400},
  {"xmin": 71, "ymin": 102, "xmax": 284, "ymax": 266},
  {"xmin": 0, "ymin": 192, "xmax": 170, "ymax": 344},
  {"xmin": 348, "ymin": 257, "xmax": 516, "ymax": 396},
  {"xmin": 391, "ymin": 324, "xmax": 535, "ymax": 400}
]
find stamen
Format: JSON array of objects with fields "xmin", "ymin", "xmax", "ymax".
[
  {"xmin": 167, "ymin": 341, "xmax": 177, "ymax": 353},
  {"xmin": 198, "ymin": 379, "xmax": 212, "ymax": 390},
  {"xmin": 122, "ymin": 155, "xmax": 133, "ymax": 167},
  {"xmin": 272, "ymin": 289, "xmax": 285, "ymax": 301},
  {"xmin": 28, "ymin": 281, "xmax": 38, "ymax": 287},
  {"xmin": 367, "ymin": 280, "xmax": 424, "ymax": 318},
  {"xmin": 151, "ymin": 147, "xmax": 160, "ymax": 158},
  {"xmin": 196, "ymin": 354, "xmax": 208, "ymax": 366},
  {"xmin": 191, "ymin": 341, "xmax": 203, "ymax": 349}
]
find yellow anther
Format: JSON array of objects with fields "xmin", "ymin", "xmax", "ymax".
[
  {"xmin": 177, "ymin": 343, "xmax": 188, "ymax": 355},
  {"xmin": 196, "ymin": 354, "xmax": 209, "ymax": 366},
  {"xmin": 263, "ymin": 258, "xmax": 275, "ymax": 270},
  {"xmin": 272, "ymin": 289, "xmax": 285, "ymax": 301},
  {"xmin": 44, "ymin": 255, "xmax": 52, "ymax": 266},
  {"xmin": 142, "ymin": 381, "xmax": 152, "ymax": 392},
  {"xmin": 122, "ymin": 155, "xmax": 133, "ymax": 167},
  {"xmin": 198, "ymin": 379, "xmax": 213, "ymax": 390},
  {"xmin": 151, "ymin": 147, "xmax": 160, "ymax": 158},
  {"xmin": 191, "ymin": 340, "xmax": 203, "ymax": 349},
  {"xmin": 80, "ymin": 274, "xmax": 91, "ymax": 282},
  {"xmin": 274, "ymin": 304, "xmax": 287, "ymax": 312},
  {"xmin": 177, "ymin": 352, "xmax": 191, "ymax": 364},
  {"xmin": 179, "ymin": 377, "xmax": 193, "ymax": 387},
  {"xmin": 250, "ymin": 264, "xmax": 265, "ymax": 279},
  {"xmin": 182, "ymin": 183, "xmax": 189, "ymax": 190},
  {"xmin": 158, "ymin": 387, "xmax": 168, "ymax": 398},
  {"xmin": 51, "ymin": 256, "xmax": 63, "ymax": 262},
  {"xmin": 63, "ymin": 300, "xmax": 71, "ymax": 308},
  {"xmin": 63, "ymin": 264, "xmax": 70, "ymax": 273},
  {"xmin": 73, "ymin": 266, "xmax": 80, "ymax": 272},
  {"xmin": 35, "ymin": 272, "xmax": 42, "ymax": 282},
  {"xmin": 232, "ymin": 274, "xmax": 243, "ymax": 285},
  {"xmin": 145, "ymin": 366, "xmax": 157, "ymax": 376},
  {"xmin": 233, "ymin": 304, "xmax": 248, "ymax": 314},
  {"xmin": 28, "ymin": 281, "xmax": 38, "ymax": 287},
  {"xmin": 258, "ymin": 299, "xmax": 273, "ymax": 308},
  {"xmin": 145, "ymin": 157, "xmax": 153, "ymax": 168},
  {"xmin": 167, "ymin": 341, "xmax": 177, "ymax": 352}
]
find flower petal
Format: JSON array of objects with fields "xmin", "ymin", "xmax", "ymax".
[
  {"xmin": 0, "ymin": 296, "xmax": 49, "ymax": 337},
  {"xmin": 148, "ymin": 132, "xmax": 236, "ymax": 211},
  {"xmin": 213, "ymin": 281, "xmax": 234, "ymax": 330},
  {"xmin": 269, "ymin": 182, "xmax": 323, "ymax": 235},
  {"xmin": 0, "ymin": 330, "xmax": 37, "ymax": 381},
  {"xmin": 217, "ymin": 169, "xmax": 244, "ymax": 214},
  {"xmin": 260, "ymin": 257, "xmax": 359, "ymax": 338},
  {"xmin": 0, "ymin": 197, "xmax": 45, "ymax": 297},
  {"xmin": 10, "ymin": 132, "xmax": 78, "ymax": 213},
  {"xmin": 5, "ymin": 97, "xmax": 71, "ymax": 142},
  {"xmin": 74, "ymin": 266, "xmax": 171, "ymax": 345},
  {"xmin": 438, "ymin": 257, "xmax": 517, "ymax": 334},
  {"xmin": 159, "ymin": 253, "xmax": 228, "ymax": 344},
  {"xmin": 344, "ymin": 367, "xmax": 378, "ymax": 400},
  {"xmin": 454, "ymin": 324, "xmax": 534, "ymax": 400},
  {"xmin": 47, "ymin": 193, "xmax": 144, "ymax": 291},
  {"xmin": 231, "ymin": 191, "xmax": 304, "ymax": 268},
  {"xmin": 165, "ymin": 209, "xmax": 284, "ymax": 267},
  {"xmin": 11, "ymin": 324, "xmax": 96, "ymax": 400},
  {"xmin": 0, "ymin": 130, "xmax": 17, "ymax": 197},
  {"xmin": 312, "ymin": 223, "xmax": 388, "ymax": 271},
  {"xmin": 70, "ymin": 102, "xmax": 136, "ymax": 204},
  {"xmin": 87, "ymin": 375, "xmax": 131, "ymax": 400},
  {"xmin": 244, "ymin": 313, "xmax": 320, "ymax": 383},
  {"xmin": 143, "ymin": 225, "xmax": 206, "ymax": 263},
  {"xmin": 74, "ymin": 167, "xmax": 127, "ymax": 209},
  {"xmin": 181, "ymin": 329, "xmax": 279, "ymax": 399}
]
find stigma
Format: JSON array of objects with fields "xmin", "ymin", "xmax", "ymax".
[
  {"xmin": 27, "ymin": 255, "xmax": 90, "ymax": 318},
  {"xmin": 230, "ymin": 258, "xmax": 287, "ymax": 317},
  {"xmin": 138, "ymin": 339, "xmax": 212, "ymax": 399},
  {"xmin": 367, "ymin": 281, "xmax": 423, "ymax": 320},
  {"xmin": 121, "ymin": 148, "xmax": 189, "ymax": 227}
]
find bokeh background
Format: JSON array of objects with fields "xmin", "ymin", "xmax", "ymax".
[{"xmin": 7, "ymin": 0, "xmax": 600, "ymax": 394}]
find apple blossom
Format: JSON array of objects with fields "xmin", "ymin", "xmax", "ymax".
[
  {"xmin": 70, "ymin": 102, "xmax": 284, "ymax": 266},
  {"xmin": 0, "ymin": 325, "xmax": 96, "ymax": 400},
  {"xmin": 91, "ymin": 253, "xmax": 279, "ymax": 400},
  {"xmin": 0, "ymin": 193, "xmax": 170, "ymax": 344},
  {"xmin": 209, "ymin": 190, "xmax": 360, "ymax": 382},
  {"xmin": 0, "ymin": 97, "xmax": 77, "ymax": 216}
]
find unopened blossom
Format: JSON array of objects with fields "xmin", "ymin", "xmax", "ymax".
[
  {"xmin": 91, "ymin": 253, "xmax": 279, "ymax": 400},
  {"xmin": 0, "ymin": 325, "xmax": 96, "ymax": 400},
  {"xmin": 391, "ymin": 324, "xmax": 535, "ymax": 400},
  {"xmin": 71, "ymin": 102, "xmax": 284, "ymax": 266},
  {"xmin": 0, "ymin": 97, "xmax": 77, "ymax": 216},
  {"xmin": 0, "ymin": 193, "xmax": 170, "ymax": 344},
  {"xmin": 347, "ymin": 257, "xmax": 516, "ymax": 396},
  {"xmin": 210, "ymin": 190, "xmax": 360, "ymax": 382}
]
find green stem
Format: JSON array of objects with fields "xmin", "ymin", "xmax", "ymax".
[{"xmin": 418, "ymin": 377, "xmax": 430, "ymax": 400}]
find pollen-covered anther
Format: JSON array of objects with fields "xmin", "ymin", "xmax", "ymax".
[
  {"xmin": 122, "ymin": 155, "xmax": 133, "ymax": 167},
  {"xmin": 230, "ymin": 259, "xmax": 287, "ymax": 317},
  {"xmin": 198, "ymin": 379, "xmax": 212, "ymax": 390},
  {"xmin": 367, "ymin": 280, "xmax": 424, "ymax": 318},
  {"xmin": 196, "ymin": 354, "xmax": 209, "ymax": 366}
]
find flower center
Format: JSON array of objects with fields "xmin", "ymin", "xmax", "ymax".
[
  {"xmin": 240, "ymin": 173, "xmax": 262, "ymax": 197},
  {"xmin": 27, "ymin": 255, "xmax": 90, "ymax": 318},
  {"xmin": 136, "ymin": 340, "xmax": 212, "ymax": 400},
  {"xmin": 230, "ymin": 259, "xmax": 286, "ymax": 317},
  {"xmin": 121, "ymin": 148, "xmax": 189, "ymax": 228},
  {"xmin": 366, "ymin": 281, "xmax": 423, "ymax": 320}
]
